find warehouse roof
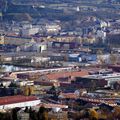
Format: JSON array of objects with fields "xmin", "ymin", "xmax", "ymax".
[{"xmin": 0, "ymin": 95, "xmax": 38, "ymax": 105}]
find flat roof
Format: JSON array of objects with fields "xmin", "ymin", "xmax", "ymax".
[
  {"xmin": 38, "ymin": 103, "xmax": 68, "ymax": 109},
  {"xmin": 83, "ymin": 73, "xmax": 120, "ymax": 80},
  {"xmin": 0, "ymin": 95, "xmax": 38, "ymax": 105}
]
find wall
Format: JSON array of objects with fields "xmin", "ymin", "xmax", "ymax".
[{"xmin": 4, "ymin": 36, "xmax": 32, "ymax": 45}]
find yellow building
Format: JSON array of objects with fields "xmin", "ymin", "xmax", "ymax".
[
  {"xmin": 0, "ymin": 35, "xmax": 5, "ymax": 44},
  {"xmin": 82, "ymin": 37, "xmax": 96, "ymax": 44},
  {"xmin": 53, "ymin": 36, "xmax": 78, "ymax": 42},
  {"xmin": 0, "ymin": 35, "xmax": 32, "ymax": 45},
  {"xmin": 45, "ymin": 36, "xmax": 81, "ymax": 43}
]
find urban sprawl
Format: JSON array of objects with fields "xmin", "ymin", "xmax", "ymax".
[{"xmin": 0, "ymin": 0, "xmax": 120, "ymax": 120}]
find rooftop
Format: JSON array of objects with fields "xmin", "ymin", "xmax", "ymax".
[
  {"xmin": 84, "ymin": 73, "xmax": 120, "ymax": 80},
  {"xmin": 38, "ymin": 103, "xmax": 68, "ymax": 109},
  {"xmin": 47, "ymin": 70, "xmax": 89, "ymax": 80},
  {"xmin": 0, "ymin": 95, "xmax": 38, "ymax": 106},
  {"xmin": 59, "ymin": 93, "xmax": 78, "ymax": 99}
]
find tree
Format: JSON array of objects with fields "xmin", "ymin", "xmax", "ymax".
[
  {"xmin": 75, "ymin": 109, "xmax": 89, "ymax": 120},
  {"xmin": 0, "ymin": 83, "xmax": 3, "ymax": 87},
  {"xmin": 23, "ymin": 85, "xmax": 35, "ymax": 96},
  {"xmin": 9, "ymin": 82, "xmax": 18, "ymax": 88},
  {"xmin": 23, "ymin": 86, "xmax": 32, "ymax": 96},
  {"xmin": 37, "ymin": 106, "xmax": 48, "ymax": 120},
  {"xmin": 90, "ymin": 80, "xmax": 96, "ymax": 92},
  {"xmin": 109, "ymin": 53, "xmax": 117, "ymax": 64},
  {"xmin": 97, "ymin": 109, "xmax": 107, "ymax": 120},
  {"xmin": 50, "ymin": 85, "xmax": 56, "ymax": 92},
  {"xmin": 24, "ymin": 107, "xmax": 29, "ymax": 113},
  {"xmin": 43, "ymin": 111, "xmax": 48, "ymax": 120},
  {"xmin": 29, "ymin": 108, "xmax": 38, "ymax": 120},
  {"xmin": 112, "ymin": 106, "xmax": 120, "ymax": 119},
  {"xmin": 49, "ymin": 85, "xmax": 60, "ymax": 100},
  {"xmin": 89, "ymin": 109, "xmax": 99, "ymax": 120},
  {"xmin": 2, "ymin": 112, "xmax": 13, "ymax": 120},
  {"xmin": 0, "ymin": 112, "xmax": 13, "ymax": 120},
  {"xmin": 97, "ymin": 49, "xmax": 105, "ymax": 65},
  {"xmin": 11, "ymin": 108, "xmax": 21, "ymax": 120},
  {"xmin": 0, "ymin": 112, "xmax": 5, "ymax": 120},
  {"xmin": 29, "ymin": 86, "xmax": 35, "ymax": 95}
]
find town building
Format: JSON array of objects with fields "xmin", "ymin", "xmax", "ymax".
[
  {"xmin": 0, "ymin": 35, "xmax": 32, "ymax": 46},
  {"xmin": 0, "ymin": 95, "xmax": 41, "ymax": 109}
]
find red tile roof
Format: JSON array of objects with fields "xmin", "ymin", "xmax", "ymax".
[
  {"xmin": 47, "ymin": 70, "xmax": 89, "ymax": 80},
  {"xmin": 0, "ymin": 95, "xmax": 38, "ymax": 105},
  {"xmin": 59, "ymin": 93, "xmax": 78, "ymax": 99},
  {"xmin": 38, "ymin": 103, "xmax": 68, "ymax": 109}
]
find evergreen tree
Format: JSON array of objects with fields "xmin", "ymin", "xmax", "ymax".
[
  {"xmin": 37, "ymin": 106, "xmax": 48, "ymax": 120},
  {"xmin": 11, "ymin": 108, "xmax": 21, "ymax": 120}
]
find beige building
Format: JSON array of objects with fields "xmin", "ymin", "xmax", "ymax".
[
  {"xmin": 36, "ymin": 36, "xmax": 77, "ymax": 42},
  {"xmin": 82, "ymin": 37, "xmax": 96, "ymax": 44},
  {"xmin": 52, "ymin": 36, "xmax": 78, "ymax": 42},
  {"xmin": 0, "ymin": 35, "xmax": 32, "ymax": 45},
  {"xmin": 34, "ymin": 35, "xmax": 82, "ymax": 43},
  {"xmin": 0, "ymin": 35, "xmax": 5, "ymax": 44}
]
